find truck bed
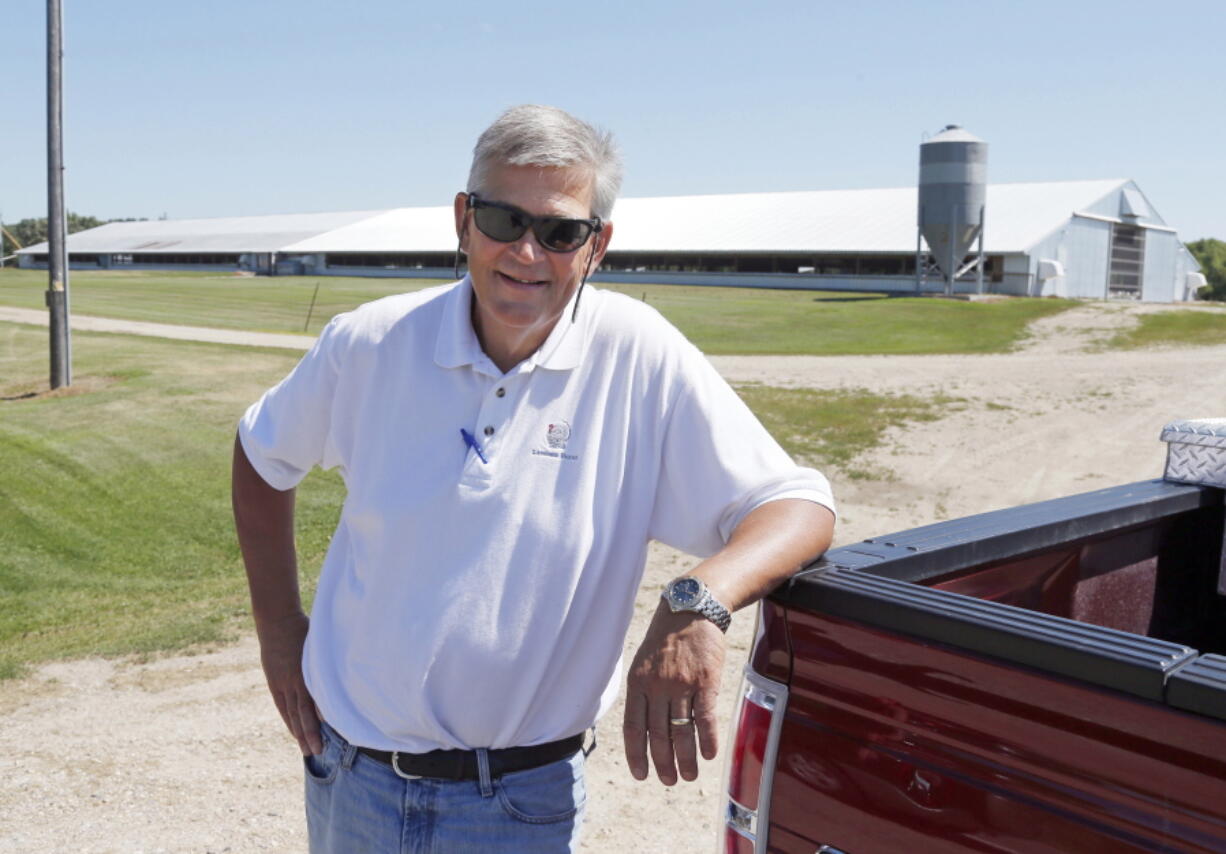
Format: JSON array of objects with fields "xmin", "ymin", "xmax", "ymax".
[{"xmin": 759, "ymin": 479, "xmax": 1226, "ymax": 853}]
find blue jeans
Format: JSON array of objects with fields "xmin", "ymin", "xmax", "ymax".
[{"xmin": 304, "ymin": 720, "xmax": 587, "ymax": 853}]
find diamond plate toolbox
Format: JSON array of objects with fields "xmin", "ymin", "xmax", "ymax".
[{"xmin": 1162, "ymin": 418, "xmax": 1226, "ymax": 488}]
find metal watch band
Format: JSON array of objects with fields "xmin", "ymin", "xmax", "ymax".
[
  {"xmin": 666, "ymin": 580, "xmax": 730, "ymax": 632},
  {"xmin": 696, "ymin": 593, "xmax": 730, "ymax": 632},
  {"xmin": 696, "ymin": 590, "xmax": 732, "ymax": 632}
]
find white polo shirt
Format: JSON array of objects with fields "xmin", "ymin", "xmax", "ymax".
[{"xmin": 239, "ymin": 278, "xmax": 834, "ymax": 753}]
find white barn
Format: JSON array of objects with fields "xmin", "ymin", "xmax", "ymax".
[{"xmin": 18, "ymin": 179, "xmax": 1202, "ymax": 302}]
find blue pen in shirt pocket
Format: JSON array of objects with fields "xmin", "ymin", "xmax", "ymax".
[{"xmin": 460, "ymin": 428, "xmax": 489, "ymax": 464}]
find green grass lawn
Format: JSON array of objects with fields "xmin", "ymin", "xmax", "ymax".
[
  {"xmin": 0, "ymin": 322, "xmax": 957, "ymax": 678},
  {"xmin": 0, "ymin": 268, "xmax": 447, "ymax": 336},
  {"xmin": 0, "ymin": 324, "xmax": 344, "ymax": 680},
  {"xmin": 1104, "ymin": 308, "xmax": 1226, "ymax": 349},
  {"xmin": 735, "ymin": 384, "xmax": 962, "ymax": 480},
  {"xmin": 601, "ymin": 283, "xmax": 1073, "ymax": 355},
  {"xmin": 0, "ymin": 268, "xmax": 1073, "ymax": 355}
]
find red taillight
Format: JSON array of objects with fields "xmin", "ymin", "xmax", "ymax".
[
  {"xmin": 721, "ymin": 670, "xmax": 787, "ymax": 854},
  {"xmin": 728, "ymin": 687, "xmax": 772, "ymax": 810}
]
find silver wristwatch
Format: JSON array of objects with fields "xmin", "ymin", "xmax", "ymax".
[{"xmin": 662, "ymin": 576, "xmax": 731, "ymax": 632}]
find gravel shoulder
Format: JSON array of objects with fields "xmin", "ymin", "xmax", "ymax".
[{"xmin": 3, "ymin": 302, "xmax": 1226, "ymax": 852}]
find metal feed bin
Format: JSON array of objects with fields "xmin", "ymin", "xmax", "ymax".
[{"xmin": 918, "ymin": 125, "xmax": 988, "ymax": 296}]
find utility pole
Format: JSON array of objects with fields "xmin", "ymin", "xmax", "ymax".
[{"xmin": 46, "ymin": 0, "xmax": 71, "ymax": 388}]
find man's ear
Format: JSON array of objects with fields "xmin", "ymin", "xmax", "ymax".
[
  {"xmin": 453, "ymin": 192, "xmax": 470, "ymax": 251},
  {"xmin": 591, "ymin": 220, "xmax": 613, "ymax": 268}
]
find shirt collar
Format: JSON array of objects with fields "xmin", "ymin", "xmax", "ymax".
[
  {"xmin": 433, "ymin": 277, "xmax": 589, "ymax": 374},
  {"xmin": 433, "ymin": 276, "xmax": 489, "ymax": 371}
]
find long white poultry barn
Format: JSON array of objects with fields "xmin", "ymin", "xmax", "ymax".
[{"xmin": 17, "ymin": 178, "xmax": 1203, "ymax": 302}]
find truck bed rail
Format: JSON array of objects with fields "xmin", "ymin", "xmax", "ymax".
[
  {"xmin": 782, "ymin": 479, "xmax": 1219, "ymax": 587},
  {"xmin": 786, "ymin": 567, "xmax": 1196, "ymax": 701}
]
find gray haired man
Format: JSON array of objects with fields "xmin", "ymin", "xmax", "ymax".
[{"xmin": 233, "ymin": 104, "xmax": 835, "ymax": 851}]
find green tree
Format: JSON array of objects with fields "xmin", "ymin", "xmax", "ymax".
[
  {"xmin": 6, "ymin": 217, "xmax": 44, "ymax": 249},
  {"xmin": 1186, "ymin": 238, "xmax": 1226, "ymax": 301}
]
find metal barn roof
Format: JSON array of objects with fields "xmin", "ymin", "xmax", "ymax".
[
  {"xmin": 281, "ymin": 207, "xmax": 458, "ymax": 253},
  {"xmin": 24, "ymin": 179, "xmax": 1132, "ymax": 257},
  {"xmin": 608, "ymin": 179, "xmax": 1128, "ymax": 253},
  {"xmin": 24, "ymin": 209, "xmax": 382, "ymax": 254}
]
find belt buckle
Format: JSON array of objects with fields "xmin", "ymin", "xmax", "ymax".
[{"xmin": 390, "ymin": 751, "xmax": 423, "ymax": 780}]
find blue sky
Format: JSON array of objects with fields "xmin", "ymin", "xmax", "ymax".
[{"xmin": 3, "ymin": 0, "xmax": 1223, "ymax": 238}]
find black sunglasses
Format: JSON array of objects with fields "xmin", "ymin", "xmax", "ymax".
[{"xmin": 466, "ymin": 193, "xmax": 602, "ymax": 254}]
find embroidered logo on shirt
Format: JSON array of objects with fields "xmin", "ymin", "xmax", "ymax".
[
  {"xmin": 532, "ymin": 419, "xmax": 578, "ymax": 461},
  {"xmin": 546, "ymin": 420, "xmax": 571, "ymax": 450}
]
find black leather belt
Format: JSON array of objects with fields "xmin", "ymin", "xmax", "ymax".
[{"xmin": 358, "ymin": 733, "xmax": 584, "ymax": 781}]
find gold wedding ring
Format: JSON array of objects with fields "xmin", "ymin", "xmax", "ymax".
[{"xmin": 669, "ymin": 717, "xmax": 693, "ymax": 727}]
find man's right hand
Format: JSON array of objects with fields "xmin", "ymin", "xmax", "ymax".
[{"xmin": 257, "ymin": 611, "xmax": 323, "ymax": 756}]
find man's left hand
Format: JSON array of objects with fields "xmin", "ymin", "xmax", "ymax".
[{"xmin": 623, "ymin": 602, "xmax": 726, "ymax": 785}]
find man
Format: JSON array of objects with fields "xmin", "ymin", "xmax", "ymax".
[{"xmin": 232, "ymin": 104, "xmax": 835, "ymax": 852}]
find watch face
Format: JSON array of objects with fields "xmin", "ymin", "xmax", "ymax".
[{"xmin": 670, "ymin": 578, "xmax": 702, "ymax": 607}]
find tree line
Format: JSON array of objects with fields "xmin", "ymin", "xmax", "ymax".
[{"xmin": 1187, "ymin": 238, "xmax": 1226, "ymax": 301}]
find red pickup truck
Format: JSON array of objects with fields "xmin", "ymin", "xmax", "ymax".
[{"xmin": 721, "ymin": 418, "xmax": 1226, "ymax": 853}]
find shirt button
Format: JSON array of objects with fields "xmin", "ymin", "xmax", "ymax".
[
  {"xmin": 496, "ymin": 387, "xmax": 506, "ymax": 398},
  {"xmin": 484, "ymin": 426, "xmax": 495, "ymax": 437}
]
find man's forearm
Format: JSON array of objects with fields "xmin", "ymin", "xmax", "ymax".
[
  {"xmin": 232, "ymin": 433, "xmax": 324, "ymax": 755},
  {"xmin": 231, "ymin": 433, "xmax": 303, "ymax": 627},
  {"xmin": 624, "ymin": 498, "xmax": 834, "ymax": 783},
  {"xmin": 687, "ymin": 498, "xmax": 835, "ymax": 613}
]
